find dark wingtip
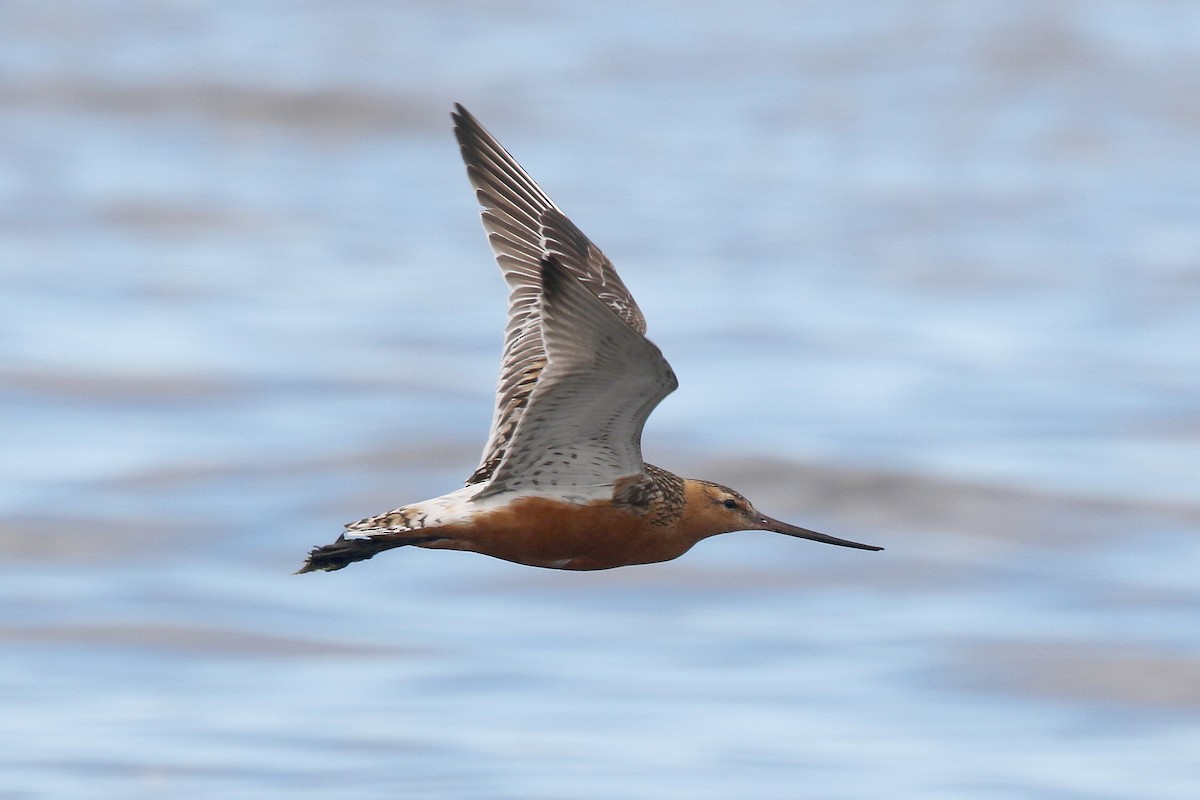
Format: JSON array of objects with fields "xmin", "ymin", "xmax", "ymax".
[{"xmin": 451, "ymin": 102, "xmax": 479, "ymax": 139}]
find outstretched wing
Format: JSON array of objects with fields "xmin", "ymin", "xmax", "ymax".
[
  {"xmin": 451, "ymin": 104, "xmax": 647, "ymax": 485},
  {"xmin": 476, "ymin": 256, "xmax": 677, "ymax": 498}
]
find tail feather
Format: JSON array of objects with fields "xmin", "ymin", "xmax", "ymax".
[{"xmin": 296, "ymin": 533, "xmax": 442, "ymax": 574}]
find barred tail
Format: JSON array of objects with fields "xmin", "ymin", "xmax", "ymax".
[{"xmin": 296, "ymin": 533, "xmax": 442, "ymax": 574}]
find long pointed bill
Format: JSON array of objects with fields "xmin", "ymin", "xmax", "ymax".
[{"xmin": 755, "ymin": 514, "xmax": 883, "ymax": 551}]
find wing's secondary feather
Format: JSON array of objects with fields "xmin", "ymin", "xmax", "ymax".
[{"xmin": 477, "ymin": 256, "xmax": 677, "ymax": 497}]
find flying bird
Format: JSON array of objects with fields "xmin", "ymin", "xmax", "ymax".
[{"xmin": 299, "ymin": 104, "xmax": 881, "ymax": 573}]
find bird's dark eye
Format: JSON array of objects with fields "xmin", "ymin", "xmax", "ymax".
[{"xmin": 723, "ymin": 498, "xmax": 738, "ymax": 510}]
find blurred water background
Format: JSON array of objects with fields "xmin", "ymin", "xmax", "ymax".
[{"xmin": 2, "ymin": 1, "xmax": 1199, "ymax": 798}]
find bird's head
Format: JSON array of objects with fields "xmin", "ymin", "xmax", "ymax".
[{"xmin": 686, "ymin": 480, "xmax": 883, "ymax": 551}]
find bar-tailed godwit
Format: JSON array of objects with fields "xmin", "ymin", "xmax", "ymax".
[{"xmin": 299, "ymin": 104, "xmax": 882, "ymax": 573}]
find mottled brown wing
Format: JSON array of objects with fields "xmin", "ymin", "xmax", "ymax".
[{"xmin": 451, "ymin": 104, "xmax": 648, "ymax": 486}]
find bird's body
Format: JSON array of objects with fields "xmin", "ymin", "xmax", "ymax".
[{"xmin": 299, "ymin": 104, "xmax": 881, "ymax": 574}]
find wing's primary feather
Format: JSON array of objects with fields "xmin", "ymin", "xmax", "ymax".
[{"xmin": 451, "ymin": 104, "xmax": 648, "ymax": 486}]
